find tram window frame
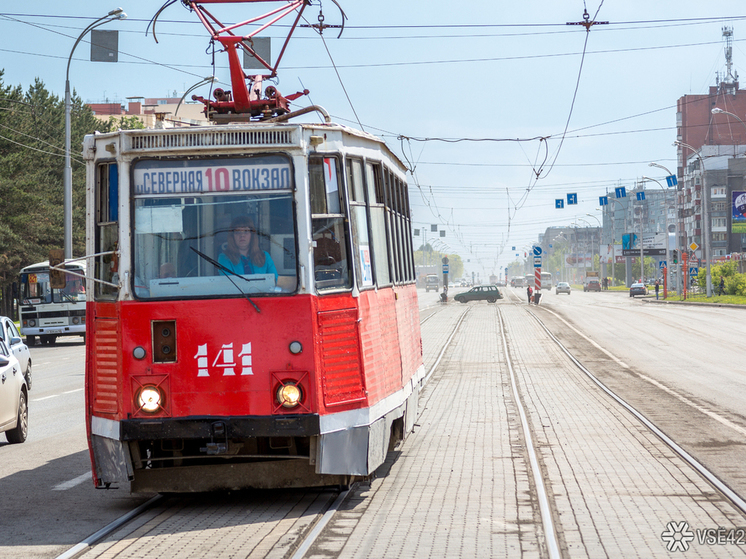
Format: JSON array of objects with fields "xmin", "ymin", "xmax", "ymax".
[
  {"xmin": 309, "ymin": 155, "xmax": 353, "ymax": 293},
  {"xmin": 95, "ymin": 162, "xmax": 120, "ymax": 300},
  {"xmin": 384, "ymin": 169, "xmax": 404, "ymax": 284},
  {"xmin": 400, "ymin": 180, "xmax": 415, "ymax": 281},
  {"xmin": 347, "ymin": 158, "xmax": 374, "ymax": 290},
  {"xmin": 366, "ymin": 162, "xmax": 391, "ymax": 287}
]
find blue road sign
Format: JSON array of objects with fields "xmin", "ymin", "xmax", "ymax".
[
  {"xmin": 567, "ymin": 193, "xmax": 578, "ymax": 205},
  {"xmin": 599, "ymin": 196, "xmax": 608, "ymax": 206},
  {"xmin": 442, "ymin": 264, "xmax": 449, "ymax": 274},
  {"xmin": 615, "ymin": 186, "xmax": 627, "ymax": 198},
  {"xmin": 690, "ymin": 267, "xmax": 698, "ymax": 277},
  {"xmin": 555, "ymin": 199, "xmax": 564, "ymax": 209},
  {"xmin": 659, "ymin": 261, "xmax": 666, "ymax": 269},
  {"xmin": 636, "ymin": 191, "xmax": 646, "ymax": 201},
  {"xmin": 666, "ymin": 175, "xmax": 678, "ymax": 187},
  {"xmin": 533, "ymin": 246, "xmax": 542, "ymax": 256}
]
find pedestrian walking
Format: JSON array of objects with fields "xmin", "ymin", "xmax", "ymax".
[
  {"xmin": 527, "ymin": 285, "xmax": 533, "ymax": 304},
  {"xmin": 654, "ymin": 279, "xmax": 660, "ymax": 300},
  {"xmin": 718, "ymin": 276, "xmax": 725, "ymax": 296}
]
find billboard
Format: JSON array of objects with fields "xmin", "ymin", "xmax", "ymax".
[
  {"xmin": 732, "ymin": 191, "xmax": 746, "ymax": 233},
  {"xmin": 621, "ymin": 232, "xmax": 666, "ymax": 256}
]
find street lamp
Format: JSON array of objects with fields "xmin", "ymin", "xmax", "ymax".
[
  {"xmin": 64, "ymin": 8, "xmax": 127, "ymax": 259},
  {"xmin": 641, "ymin": 176, "xmax": 673, "ymax": 296},
  {"xmin": 711, "ymin": 107, "xmax": 746, "ymax": 142},
  {"xmin": 649, "ymin": 161, "xmax": 681, "ymax": 293},
  {"xmin": 674, "ymin": 140, "xmax": 713, "ymax": 297}
]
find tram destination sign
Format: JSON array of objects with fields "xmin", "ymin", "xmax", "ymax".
[{"xmin": 133, "ymin": 157, "xmax": 292, "ymax": 196}]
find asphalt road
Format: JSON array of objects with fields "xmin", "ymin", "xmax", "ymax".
[{"xmin": 0, "ymin": 338, "xmax": 152, "ymax": 559}]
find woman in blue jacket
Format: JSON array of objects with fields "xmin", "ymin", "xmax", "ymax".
[{"xmin": 218, "ymin": 215, "xmax": 278, "ymax": 280}]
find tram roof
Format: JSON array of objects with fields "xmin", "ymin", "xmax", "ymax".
[{"xmin": 86, "ymin": 120, "xmax": 408, "ymax": 175}]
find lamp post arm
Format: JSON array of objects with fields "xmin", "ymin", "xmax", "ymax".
[{"xmin": 64, "ymin": 8, "xmax": 126, "ymax": 260}]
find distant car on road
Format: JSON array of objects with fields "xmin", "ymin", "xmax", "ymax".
[
  {"xmin": 425, "ymin": 274, "xmax": 440, "ymax": 292},
  {"xmin": 629, "ymin": 282, "xmax": 648, "ymax": 297},
  {"xmin": 454, "ymin": 285, "xmax": 502, "ymax": 303},
  {"xmin": 584, "ymin": 280, "xmax": 601, "ymax": 292},
  {"xmin": 0, "ymin": 339, "xmax": 28, "ymax": 443},
  {"xmin": 0, "ymin": 317, "xmax": 31, "ymax": 390},
  {"xmin": 555, "ymin": 282, "xmax": 571, "ymax": 295}
]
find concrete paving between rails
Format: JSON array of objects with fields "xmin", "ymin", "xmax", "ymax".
[{"xmin": 307, "ymin": 303, "xmax": 746, "ymax": 559}]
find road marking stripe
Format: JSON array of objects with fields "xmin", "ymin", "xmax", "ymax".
[
  {"xmin": 32, "ymin": 388, "xmax": 83, "ymax": 402},
  {"xmin": 53, "ymin": 473, "xmax": 90, "ymax": 491}
]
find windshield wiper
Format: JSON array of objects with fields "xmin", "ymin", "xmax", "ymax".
[{"xmin": 189, "ymin": 247, "xmax": 261, "ymax": 313}]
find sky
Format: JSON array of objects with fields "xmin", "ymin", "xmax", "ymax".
[{"xmin": 2, "ymin": 1, "xmax": 746, "ymax": 279}]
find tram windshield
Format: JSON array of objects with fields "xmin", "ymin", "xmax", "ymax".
[{"xmin": 132, "ymin": 156, "xmax": 297, "ymax": 299}]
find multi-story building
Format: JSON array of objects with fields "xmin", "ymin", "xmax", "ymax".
[{"xmin": 675, "ymin": 27, "xmax": 746, "ymax": 262}]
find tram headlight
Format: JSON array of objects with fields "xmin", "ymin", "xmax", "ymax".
[
  {"xmin": 136, "ymin": 385, "xmax": 163, "ymax": 413},
  {"xmin": 72, "ymin": 316, "xmax": 80, "ymax": 325},
  {"xmin": 28, "ymin": 319, "xmax": 36, "ymax": 327},
  {"xmin": 276, "ymin": 381, "xmax": 303, "ymax": 409}
]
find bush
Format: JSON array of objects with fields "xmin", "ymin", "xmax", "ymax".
[{"xmin": 726, "ymin": 273, "xmax": 746, "ymax": 296}]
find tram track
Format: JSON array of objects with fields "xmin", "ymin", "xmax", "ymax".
[
  {"xmin": 497, "ymin": 287, "xmax": 746, "ymax": 556},
  {"xmin": 53, "ymin": 305, "xmax": 468, "ymax": 559},
  {"xmin": 51, "ymin": 297, "xmax": 746, "ymax": 558},
  {"xmin": 503, "ymin": 285, "xmax": 746, "ymax": 516}
]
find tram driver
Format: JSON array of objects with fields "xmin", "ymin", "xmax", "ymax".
[{"xmin": 218, "ymin": 215, "xmax": 278, "ymax": 280}]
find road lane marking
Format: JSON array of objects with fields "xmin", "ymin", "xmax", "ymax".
[
  {"xmin": 32, "ymin": 388, "xmax": 84, "ymax": 402},
  {"xmin": 638, "ymin": 373, "xmax": 746, "ymax": 438},
  {"xmin": 53, "ymin": 473, "xmax": 91, "ymax": 491}
]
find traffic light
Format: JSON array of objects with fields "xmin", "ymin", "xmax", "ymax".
[
  {"xmin": 672, "ymin": 249, "xmax": 678, "ymax": 264},
  {"xmin": 49, "ymin": 249, "xmax": 66, "ymax": 289}
]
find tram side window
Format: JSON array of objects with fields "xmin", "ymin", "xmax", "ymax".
[
  {"xmin": 95, "ymin": 163, "xmax": 119, "ymax": 300},
  {"xmin": 347, "ymin": 158, "xmax": 373, "ymax": 289},
  {"xmin": 367, "ymin": 162, "xmax": 390, "ymax": 286},
  {"xmin": 384, "ymin": 169, "xmax": 403, "ymax": 284},
  {"xmin": 309, "ymin": 156, "xmax": 351, "ymax": 291},
  {"xmin": 400, "ymin": 179, "xmax": 415, "ymax": 281}
]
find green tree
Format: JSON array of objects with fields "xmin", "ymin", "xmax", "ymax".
[{"xmin": 0, "ymin": 73, "xmax": 114, "ymax": 311}]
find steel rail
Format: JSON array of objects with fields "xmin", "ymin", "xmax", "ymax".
[
  {"xmin": 54, "ymin": 494, "xmax": 163, "ymax": 559},
  {"xmin": 497, "ymin": 307, "xmax": 563, "ymax": 559},
  {"xmin": 528, "ymin": 306, "xmax": 746, "ymax": 517}
]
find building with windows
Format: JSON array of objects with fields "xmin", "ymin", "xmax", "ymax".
[{"xmin": 675, "ymin": 27, "xmax": 746, "ymax": 263}]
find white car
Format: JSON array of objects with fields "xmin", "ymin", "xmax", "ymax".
[
  {"xmin": 555, "ymin": 282, "xmax": 571, "ymax": 295},
  {"xmin": 0, "ymin": 317, "xmax": 31, "ymax": 390},
  {"xmin": 0, "ymin": 339, "xmax": 28, "ymax": 443}
]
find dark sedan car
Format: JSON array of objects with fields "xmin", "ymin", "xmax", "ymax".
[
  {"xmin": 454, "ymin": 285, "xmax": 502, "ymax": 303},
  {"xmin": 629, "ymin": 282, "xmax": 648, "ymax": 297}
]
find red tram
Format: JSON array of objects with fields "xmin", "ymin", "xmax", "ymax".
[
  {"xmin": 83, "ymin": 0, "xmax": 423, "ymax": 492},
  {"xmin": 84, "ymin": 122, "xmax": 423, "ymax": 492}
]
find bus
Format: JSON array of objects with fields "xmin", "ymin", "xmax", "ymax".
[
  {"xmin": 540, "ymin": 271, "xmax": 553, "ymax": 290},
  {"xmin": 19, "ymin": 260, "xmax": 87, "ymax": 345}
]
